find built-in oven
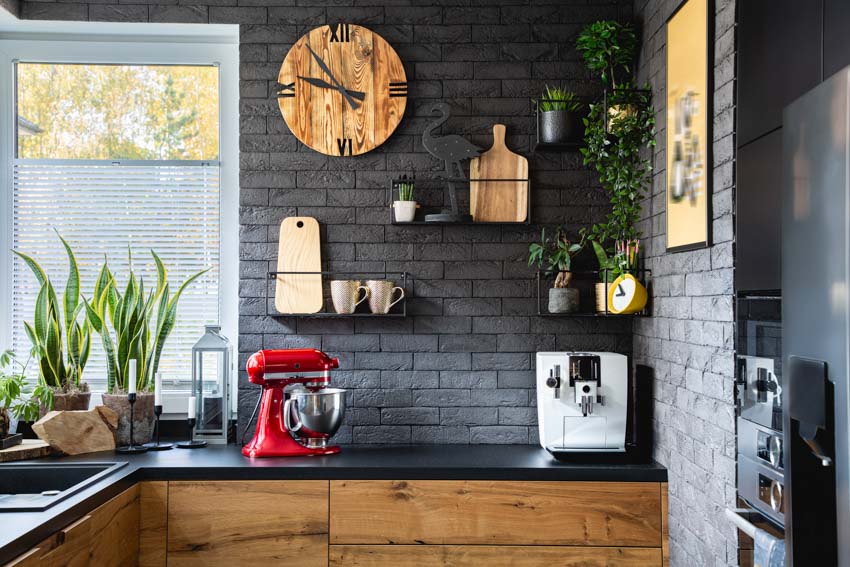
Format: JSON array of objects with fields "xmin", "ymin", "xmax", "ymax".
[{"xmin": 738, "ymin": 418, "xmax": 784, "ymax": 526}]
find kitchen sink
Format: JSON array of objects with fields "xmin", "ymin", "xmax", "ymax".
[{"xmin": 0, "ymin": 462, "xmax": 127, "ymax": 512}]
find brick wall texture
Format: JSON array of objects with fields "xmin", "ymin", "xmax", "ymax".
[
  {"xmin": 633, "ymin": 0, "xmax": 737, "ymax": 565},
  {"xmin": 16, "ymin": 0, "xmax": 636, "ymax": 444}
]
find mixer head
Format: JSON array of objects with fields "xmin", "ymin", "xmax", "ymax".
[{"xmin": 246, "ymin": 349, "xmax": 339, "ymax": 388}]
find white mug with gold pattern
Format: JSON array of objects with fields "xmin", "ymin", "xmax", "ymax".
[
  {"xmin": 330, "ymin": 280, "xmax": 370, "ymax": 314},
  {"xmin": 366, "ymin": 280, "xmax": 405, "ymax": 314}
]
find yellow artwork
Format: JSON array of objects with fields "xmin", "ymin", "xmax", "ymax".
[{"xmin": 666, "ymin": 0, "xmax": 711, "ymax": 251}]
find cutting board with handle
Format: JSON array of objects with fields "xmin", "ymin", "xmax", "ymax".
[
  {"xmin": 275, "ymin": 217, "xmax": 323, "ymax": 314},
  {"xmin": 469, "ymin": 124, "xmax": 529, "ymax": 222}
]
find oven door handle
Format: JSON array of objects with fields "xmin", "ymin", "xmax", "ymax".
[{"xmin": 725, "ymin": 508, "xmax": 758, "ymax": 538}]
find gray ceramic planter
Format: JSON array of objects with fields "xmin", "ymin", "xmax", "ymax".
[{"xmin": 548, "ymin": 287, "xmax": 580, "ymax": 314}]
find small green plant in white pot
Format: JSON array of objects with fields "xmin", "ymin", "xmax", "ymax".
[
  {"xmin": 529, "ymin": 227, "xmax": 583, "ymax": 314},
  {"xmin": 393, "ymin": 176, "xmax": 418, "ymax": 223}
]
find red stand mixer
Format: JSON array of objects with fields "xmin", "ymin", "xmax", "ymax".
[{"xmin": 242, "ymin": 349, "xmax": 346, "ymax": 458}]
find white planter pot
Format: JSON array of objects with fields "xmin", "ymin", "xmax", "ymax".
[{"xmin": 393, "ymin": 200, "xmax": 417, "ymax": 223}]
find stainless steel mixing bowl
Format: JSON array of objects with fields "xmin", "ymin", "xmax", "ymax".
[{"xmin": 285, "ymin": 388, "xmax": 346, "ymax": 448}]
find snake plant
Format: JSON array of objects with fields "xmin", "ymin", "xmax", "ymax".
[
  {"xmin": 13, "ymin": 233, "xmax": 91, "ymax": 391},
  {"xmin": 83, "ymin": 249, "xmax": 208, "ymax": 393}
]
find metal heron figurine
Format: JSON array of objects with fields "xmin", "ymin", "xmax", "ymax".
[{"xmin": 422, "ymin": 103, "xmax": 482, "ymax": 222}]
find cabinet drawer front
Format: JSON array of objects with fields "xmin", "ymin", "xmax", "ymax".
[
  {"xmin": 330, "ymin": 480, "xmax": 662, "ymax": 547},
  {"xmin": 167, "ymin": 481, "xmax": 328, "ymax": 567},
  {"xmin": 330, "ymin": 545, "xmax": 663, "ymax": 566}
]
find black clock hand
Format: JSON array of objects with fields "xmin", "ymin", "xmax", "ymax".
[
  {"xmin": 305, "ymin": 44, "xmax": 361, "ymax": 110},
  {"xmin": 297, "ymin": 76, "xmax": 366, "ymax": 101}
]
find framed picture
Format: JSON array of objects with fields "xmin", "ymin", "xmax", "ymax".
[{"xmin": 666, "ymin": 0, "xmax": 713, "ymax": 252}]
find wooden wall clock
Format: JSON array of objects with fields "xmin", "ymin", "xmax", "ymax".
[{"xmin": 277, "ymin": 24, "xmax": 408, "ymax": 157}]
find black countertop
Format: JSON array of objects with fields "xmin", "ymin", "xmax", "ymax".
[{"xmin": 0, "ymin": 444, "xmax": 666, "ymax": 563}]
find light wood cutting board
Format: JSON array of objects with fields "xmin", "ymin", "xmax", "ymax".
[
  {"xmin": 275, "ymin": 217, "xmax": 323, "ymax": 314},
  {"xmin": 0, "ymin": 439, "xmax": 51, "ymax": 462},
  {"xmin": 469, "ymin": 124, "xmax": 529, "ymax": 222}
]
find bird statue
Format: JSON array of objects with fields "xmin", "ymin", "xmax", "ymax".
[{"xmin": 422, "ymin": 103, "xmax": 482, "ymax": 222}]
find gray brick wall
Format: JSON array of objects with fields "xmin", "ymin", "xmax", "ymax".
[
  {"xmin": 0, "ymin": 0, "xmax": 18, "ymax": 18},
  {"xmin": 633, "ymin": 0, "xmax": 737, "ymax": 565},
  {"xmin": 17, "ymin": 0, "xmax": 636, "ymax": 445}
]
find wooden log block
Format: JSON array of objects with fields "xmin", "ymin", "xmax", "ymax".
[
  {"xmin": 32, "ymin": 406, "xmax": 117, "ymax": 455},
  {"xmin": 0, "ymin": 439, "xmax": 51, "ymax": 463}
]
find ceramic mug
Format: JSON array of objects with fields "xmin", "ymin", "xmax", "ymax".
[
  {"xmin": 330, "ymin": 280, "xmax": 370, "ymax": 314},
  {"xmin": 366, "ymin": 280, "xmax": 405, "ymax": 314}
]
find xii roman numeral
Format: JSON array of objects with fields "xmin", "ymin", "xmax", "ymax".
[
  {"xmin": 337, "ymin": 138, "xmax": 352, "ymax": 156},
  {"xmin": 330, "ymin": 23, "xmax": 350, "ymax": 42},
  {"xmin": 276, "ymin": 82, "xmax": 295, "ymax": 98},
  {"xmin": 389, "ymin": 82, "xmax": 408, "ymax": 98}
]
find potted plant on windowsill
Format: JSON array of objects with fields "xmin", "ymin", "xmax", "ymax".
[
  {"xmin": 14, "ymin": 233, "xmax": 92, "ymax": 414},
  {"xmin": 529, "ymin": 227, "xmax": 583, "ymax": 314},
  {"xmin": 538, "ymin": 85, "xmax": 585, "ymax": 145},
  {"xmin": 393, "ymin": 175, "xmax": 418, "ymax": 222},
  {"xmin": 84, "ymin": 249, "xmax": 208, "ymax": 446},
  {"xmin": 0, "ymin": 350, "xmax": 49, "ymax": 439}
]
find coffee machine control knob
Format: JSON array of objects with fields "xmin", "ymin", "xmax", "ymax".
[{"xmin": 546, "ymin": 377, "xmax": 559, "ymax": 388}]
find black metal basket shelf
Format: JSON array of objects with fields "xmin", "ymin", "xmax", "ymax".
[
  {"xmin": 388, "ymin": 176, "xmax": 531, "ymax": 225},
  {"xmin": 535, "ymin": 269, "xmax": 652, "ymax": 317},
  {"xmin": 266, "ymin": 270, "xmax": 410, "ymax": 318}
]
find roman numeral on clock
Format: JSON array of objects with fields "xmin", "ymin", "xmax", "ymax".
[
  {"xmin": 276, "ymin": 82, "xmax": 295, "ymax": 98},
  {"xmin": 389, "ymin": 81, "xmax": 408, "ymax": 98},
  {"xmin": 330, "ymin": 23, "xmax": 350, "ymax": 42},
  {"xmin": 337, "ymin": 138, "xmax": 352, "ymax": 156}
]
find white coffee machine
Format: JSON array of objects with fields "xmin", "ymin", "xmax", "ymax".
[{"xmin": 536, "ymin": 352, "xmax": 628, "ymax": 453}]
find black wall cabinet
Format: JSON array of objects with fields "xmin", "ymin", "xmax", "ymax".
[
  {"xmin": 824, "ymin": 0, "xmax": 850, "ymax": 79},
  {"xmin": 735, "ymin": 130, "xmax": 782, "ymax": 293},
  {"xmin": 737, "ymin": 0, "xmax": 822, "ymax": 147}
]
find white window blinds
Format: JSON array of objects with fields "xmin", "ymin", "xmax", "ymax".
[{"xmin": 11, "ymin": 161, "xmax": 221, "ymax": 392}]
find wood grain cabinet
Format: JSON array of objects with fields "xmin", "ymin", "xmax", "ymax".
[{"xmin": 5, "ymin": 479, "xmax": 669, "ymax": 567}]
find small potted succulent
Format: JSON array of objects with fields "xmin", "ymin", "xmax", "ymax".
[
  {"xmin": 84, "ymin": 249, "xmax": 207, "ymax": 445},
  {"xmin": 14, "ymin": 233, "xmax": 92, "ymax": 414},
  {"xmin": 529, "ymin": 227, "xmax": 583, "ymax": 314},
  {"xmin": 538, "ymin": 85, "xmax": 584, "ymax": 145},
  {"xmin": 393, "ymin": 175, "xmax": 418, "ymax": 222}
]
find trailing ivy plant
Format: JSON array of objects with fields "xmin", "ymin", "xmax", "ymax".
[{"xmin": 576, "ymin": 20, "xmax": 655, "ymax": 272}]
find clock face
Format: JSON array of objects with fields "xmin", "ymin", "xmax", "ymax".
[
  {"xmin": 611, "ymin": 276, "xmax": 637, "ymax": 313},
  {"xmin": 277, "ymin": 24, "xmax": 407, "ymax": 156}
]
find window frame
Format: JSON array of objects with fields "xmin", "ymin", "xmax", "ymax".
[{"xmin": 0, "ymin": 26, "xmax": 239, "ymax": 417}]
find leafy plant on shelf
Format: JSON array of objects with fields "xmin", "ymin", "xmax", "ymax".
[
  {"xmin": 0, "ymin": 350, "xmax": 50, "ymax": 423},
  {"xmin": 539, "ymin": 85, "xmax": 583, "ymax": 112},
  {"xmin": 83, "ymin": 249, "xmax": 209, "ymax": 394},
  {"xmin": 577, "ymin": 20, "xmax": 655, "ymax": 278},
  {"xmin": 13, "ymin": 232, "xmax": 91, "ymax": 394},
  {"xmin": 528, "ymin": 227, "xmax": 583, "ymax": 288}
]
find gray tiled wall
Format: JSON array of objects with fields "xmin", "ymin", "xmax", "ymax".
[
  {"xmin": 633, "ymin": 0, "xmax": 738, "ymax": 565},
  {"xmin": 17, "ymin": 0, "xmax": 635, "ymax": 444}
]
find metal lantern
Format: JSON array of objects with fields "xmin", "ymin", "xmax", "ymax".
[{"xmin": 191, "ymin": 325, "xmax": 233, "ymax": 444}]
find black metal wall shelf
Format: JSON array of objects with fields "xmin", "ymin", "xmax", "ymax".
[
  {"xmin": 535, "ymin": 269, "xmax": 652, "ymax": 317},
  {"xmin": 388, "ymin": 176, "xmax": 531, "ymax": 225},
  {"xmin": 266, "ymin": 270, "xmax": 410, "ymax": 318},
  {"xmin": 533, "ymin": 97, "xmax": 586, "ymax": 153}
]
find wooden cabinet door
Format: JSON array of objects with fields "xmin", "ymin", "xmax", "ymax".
[
  {"xmin": 330, "ymin": 545, "xmax": 663, "ymax": 566},
  {"xmin": 139, "ymin": 482, "xmax": 167, "ymax": 567},
  {"xmin": 167, "ymin": 480, "xmax": 328, "ymax": 567},
  {"xmin": 5, "ymin": 514, "xmax": 92, "ymax": 567},
  {"xmin": 330, "ymin": 480, "xmax": 662, "ymax": 547},
  {"xmin": 89, "ymin": 485, "xmax": 140, "ymax": 567}
]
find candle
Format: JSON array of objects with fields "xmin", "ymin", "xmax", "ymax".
[
  {"xmin": 154, "ymin": 372, "xmax": 162, "ymax": 406},
  {"xmin": 187, "ymin": 396, "xmax": 196, "ymax": 419},
  {"xmin": 128, "ymin": 359, "xmax": 137, "ymax": 395}
]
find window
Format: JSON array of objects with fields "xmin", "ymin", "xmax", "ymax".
[{"xmin": 1, "ymin": 29, "xmax": 238, "ymax": 409}]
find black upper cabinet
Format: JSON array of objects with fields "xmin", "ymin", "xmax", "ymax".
[
  {"xmin": 737, "ymin": 0, "xmax": 822, "ymax": 147},
  {"xmin": 736, "ymin": 130, "xmax": 782, "ymax": 293},
  {"xmin": 824, "ymin": 0, "xmax": 850, "ymax": 79}
]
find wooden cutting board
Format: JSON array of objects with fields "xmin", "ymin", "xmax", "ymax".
[
  {"xmin": 469, "ymin": 124, "xmax": 529, "ymax": 222},
  {"xmin": 0, "ymin": 439, "xmax": 51, "ymax": 462},
  {"xmin": 275, "ymin": 216, "xmax": 323, "ymax": 314}
]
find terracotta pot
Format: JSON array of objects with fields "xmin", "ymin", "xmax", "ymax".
[
  {"xmin": 40, "ymin": 391, "xmax": 92, "ymax": 417},
  {"xmin": 102, "ymin": 393, "xmax": 155, "ymax": 446}
]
